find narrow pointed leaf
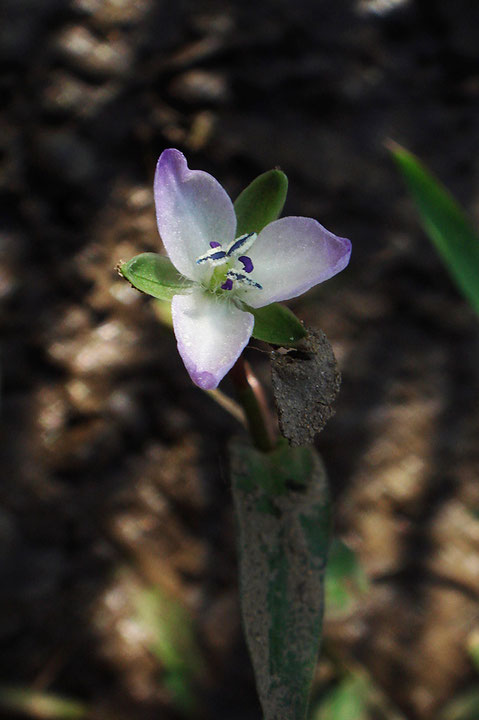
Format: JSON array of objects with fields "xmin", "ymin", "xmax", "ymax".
[
  {"xmin": 246, "ymin": 302, "xmax": 307, "ymax": 345},
  {"xmin": 391, "ymin": 143, "xmax": 479, "ymax": 315},
  {"xmin": 120, "ymin": 252, "xmax": 191, "ymax": 300},
  {"xmin": 234, "ymin": 169, "xmax": 288, "ymax": 236},
  {"xmin": 312, "ymin": 676, "xmax": 371, "ymax": 720},
  {"xmin": 231, "ymin": 440, "xmax": 331, "ymax": 720},
  {"xmin": 441, "ymin": 689, "xmax": 479, "ymax": 720},
  {"xmin": 0, "ymin": 686, "xmax": 87, "ymax": 719},
  {"xmin": 135, "ymin": 586, "xmax": 204, "ymax": 715},
  {"xmin": 325, "ymin": 538, "xmax": 369, "ymax": 618},
  {"xmin": 467, "ymin": 630, "xmax": 479, "ymax": 672}
]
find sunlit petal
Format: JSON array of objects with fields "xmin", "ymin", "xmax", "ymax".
[
  {"xmin": 235, "ymin": 216, "xmax": 351, "ymax": 308},
  {"xmin": 154, "ymin": 149, "xmax": 237, "ymax": 281},
  {"xmin": 171, "ymin": 290, "xmax": 254, "ymax": 390}
]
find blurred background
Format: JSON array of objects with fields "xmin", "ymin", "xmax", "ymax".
[{"xmin": 2, "ymin": 0, "xmax": 479, "ymax": 718}]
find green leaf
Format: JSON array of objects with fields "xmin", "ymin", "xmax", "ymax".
[
  {"xmin": 0, "ymin": 686, "xmax": 87, "ymax": 719},
  {"xmin": 246, "ymin": 302, "xmax": 307, "ymax": 346},
  {"xmin": 230, "ymin": 440, "xmax": 331, "ymax": 720},
  {"xmin": 312, "ymin": 676, "xmax": 370, "ymax": 720},
  {"xmin": 234, "ymin": 169, "xmax": 288, "ymax": 236},
  {"xmin": 134, "ymin": 586, "xmax": 204, "ymax": 715},
  {"xmin": 467, "ymin": 630, "xmax": 479, "ymax": 673},
  {"xmin": 325, "ymin": 538, "xmax": 369, "ymax": 618},
  {"xmin": 119, "ymin": 252, "xmax": 191, "ymax": 301},
  {"xmin": 390, "ymin": 143, "xmax": 479, "ymax": 315},
  {"xmin": 441, "ymin": 689, "xmax": 479, "ymax": 720}
]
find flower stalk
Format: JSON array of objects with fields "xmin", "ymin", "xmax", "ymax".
[{"xmin": 228, "ymin": 357, "xmax": 276, "ymax": 452}]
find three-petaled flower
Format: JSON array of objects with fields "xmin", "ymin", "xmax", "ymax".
[{"xmin": 153, "ymin": 149, "xmax": 351, "ymax": 390}]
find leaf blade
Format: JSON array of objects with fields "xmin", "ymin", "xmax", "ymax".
[
  {"xmin": 231, "ymin": 440, "xmax": 331, "ymax": 720},
  {"xmin": 390, "ymin": 143, "xmax": 479, "ymax": 314},
  {"xmin": 120, "ymin": 252, "xmax": 191, "ymax": 301},
  {"xmin": 0, "ymin": 686, "xmax": 87, "ymax": 720},
  {"xmin": 234, "ymin": 169, "xmax": 288, "ymax": 236},
  {"xmin": 325, "ymin": 538, "xmax": 369, "ymax": 618},
  {"xmin": 247, "ymin": 302, "xmax": 307, "ymax": 346},
  {"xmin": 312, "ymin": 676, "xmax": 370, "ymax": 720}
]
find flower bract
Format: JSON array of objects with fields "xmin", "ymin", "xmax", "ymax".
[{"xmin": 153, "ymin": 148, "xmax": 351, "ymax": 390}]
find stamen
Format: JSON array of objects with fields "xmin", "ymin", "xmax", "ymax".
[
  {"xmin": 196, "ymin": 233, "xmax": 262, "ymax": 293},
  {"xmin": 196, "ymin": 248, "xmax": 227, "ymax": 265},
  {"xmin": 225, "ymin": 270, "xmax": 262, "ymax": 289},
  {"xmin": 226, "ymin": 232, "xmax": 257, "ymax": 258},
  {"xmin": 238, "ymin": 255, "xmax": 253, "ymax": 273}
]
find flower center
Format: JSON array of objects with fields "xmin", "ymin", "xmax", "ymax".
[{"xmin": 195, "ymin": 232, "xmax": 262, "ymax": 293}]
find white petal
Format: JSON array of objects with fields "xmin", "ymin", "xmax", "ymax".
[
  {"xmin": 171, "ymin": 290, "xmax": 254, "ymax": 390},
  {"xmin": 154, "ymin": 149, "xmax": 237, "ymax": 282},
  {"xmin": 235, "ymin": 216, "xmax": 352, "ymax": 308}
]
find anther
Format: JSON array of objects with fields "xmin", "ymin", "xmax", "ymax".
[
  {"xmin": 226, "ymin": 232, "xmax": 257, "ymax": 258},
  {"xmin": 225, "ymin": 270, "xmax": 262, "ymax": 289},
  {"xmin": 196, "ymin": 248, "xmax": 227, "ymax": 265}
]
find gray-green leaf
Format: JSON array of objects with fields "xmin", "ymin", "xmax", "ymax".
[
  {"xmin": 231, "ymin": 440, "xmax": 331, "ymax": 720},
  {"xmin": 234, "ymin": 169, "xmax": 288, "ymax": 237},
  {"xmin": 119, "ymin": 252, "xmax": 191, "ymax": 301}
]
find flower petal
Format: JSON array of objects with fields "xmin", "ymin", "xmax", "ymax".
[
  {"xmin": 171, "ymin": 290, "xmax": 254, "ymax": 390},
  {"xmin": 154, "ymin": 149, "xmax": 237, "ymax": 281},
  {"xmin": 235, "ymin": 217, "xmax": 351, "ymax": 308}
]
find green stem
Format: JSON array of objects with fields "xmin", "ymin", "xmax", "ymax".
[{"xmin": 228, "ymin": 356, "xmax": 276, "ymax": 452}]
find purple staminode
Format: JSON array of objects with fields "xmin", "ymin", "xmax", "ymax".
[
  {"xmin": 221, "ymin": 278, "xmax": 233, "ymax": 291},
  {"xmin": 239, "ymin": 255, "xmax": 253, "ymax": 273},
  {"xmin": 210, "ymin": 241, "xmax": 221, "ymax": 248}
]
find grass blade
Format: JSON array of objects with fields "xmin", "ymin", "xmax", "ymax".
[{"xmin": 390, "ymin": 142, "xmax": 479, "ymax": 314}]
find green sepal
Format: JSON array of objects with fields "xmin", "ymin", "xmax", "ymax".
[
  {"xmin": 119, "ymin": 253, "xmax": 191, "ymax": 301},
  {"xmin": 234, "ymin": 169, "xmax": 288, "ymax": 236},
  {"xmin": 390, "ymin": 142, "xmax": 479, "ymax": 315},
  {"xmin": 230, "ymin": 439, "xmax": 331, "ymax": 720},
  {"xmin": 246, "ymin": 302, "xmax": 307, "ymax": 346}
]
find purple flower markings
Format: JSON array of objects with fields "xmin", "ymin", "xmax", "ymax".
[
  {"xmin": 196, "ymin": 232, "xmax": 262, "ymax": 291},
  {"xmin": 154, "ymin": 149, "xmax": 352, "ymax": 390}
]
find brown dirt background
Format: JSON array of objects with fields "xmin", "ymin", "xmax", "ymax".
[{"xmin": 2, "ymin": 1, "xmax": 479, "ymax": 718}]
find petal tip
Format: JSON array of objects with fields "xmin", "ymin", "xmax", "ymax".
[
  {"xmin": 190, "ymin": 369, "xmax": 219, "ymax": 390},
  {"xmin": 333, "ymin": 235, "xmax": 352, "ymax": 272},
  {"xmin": 158, "ymin": 147, "xmax": 185, "ymax": 162},
  {"xmin": 156, "ymin": 148, "xmax": 187, "ymax": 181},
  {"xmin": 172, "ymin": 293, "xmax": 253, "ymax": 391}
]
